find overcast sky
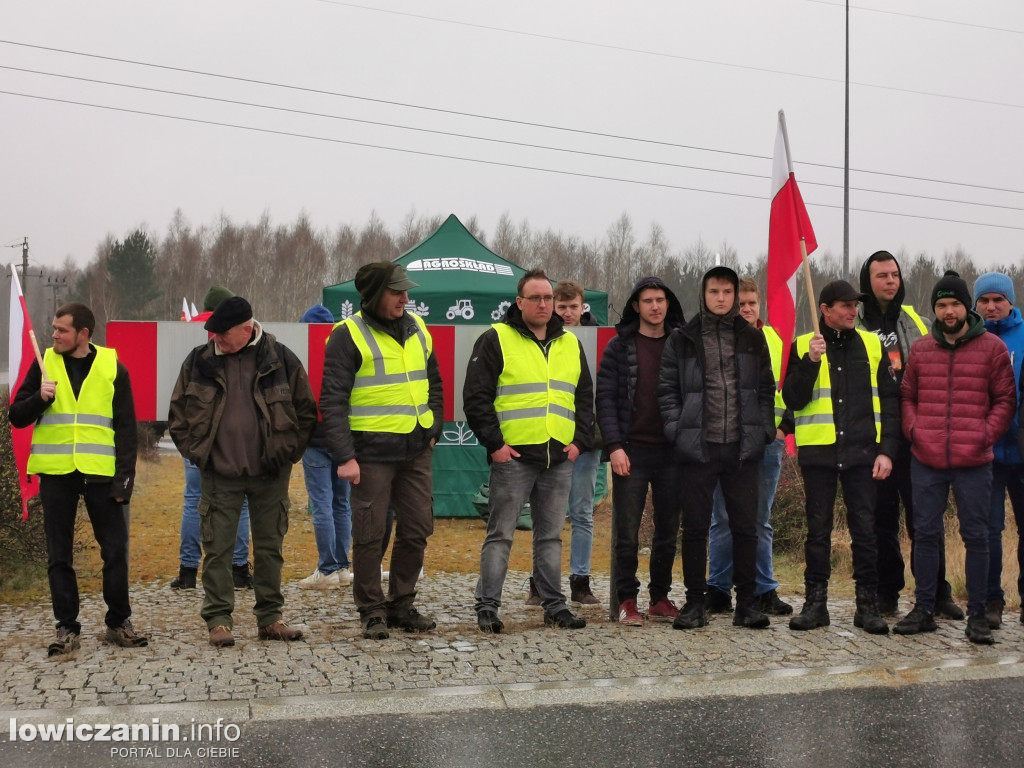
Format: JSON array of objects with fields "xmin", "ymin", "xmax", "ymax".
[{"xmin": 2, "ymin": 1, "xmax": 1023, "ymax": 275}]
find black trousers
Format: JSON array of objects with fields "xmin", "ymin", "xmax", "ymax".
[
  {"xmin": 801, "ymin": 464, "xmax": 878, "ymax": 591},
  {"xmin": 680, "ymin": 442, "xmax": 759, "ymax": 602},
  {"xmin": 40, "ymin": 472, "xmax": 131, "ymax": 633}
]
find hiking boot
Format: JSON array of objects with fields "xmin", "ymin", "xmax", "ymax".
[
  {"xmin": 298, "ymin": 569, "xmax": 341, "ymax": 590},
  {"xmin": 525, "ymin": 577, "xmax": 542, "ymax": 607},
  {"xmin": 47, "ymin": 626, "xmax": 81, "ymax": 657},
  {"xmin": 705, "ymin": 588, "xmax": 733, "ymax": 614},
  {"xmin": 233, "ymin": 562, "xmax": 254, "ymax": 589},
  {"xmin": 618, "ymin": 599, "xmax": 644, "ymax": 626},
  {"xmin": 477, "ymin": 610, "xmax": 503, "ymax": 634},
  {"xmin": 208, "ymin": 625, "xmax": 235, "ymax": 647},
  {"xmin": 733, "ymin": 600, "xmax": 770, "ymax": 629},
  {"xmin": 647, "ymin": 598, "xmax": 680, "ymax": 623},
  {"xmin": 258, "ymin": 621, "xmax": 303, "ymax": 641},
  {"xmin": 789, "ymin": 583, "xmax": 829, "ymax": 631},
  {"xmin": 362, "ymin": 616, "xmax": 390, "ymax": 640},
  {"xmin": 757, "ymin": 589, "xmax": 793, "ymax": 616},
  {"xmin": 934, "ymin": 598, "xmax": 965, "ymax": 621},
  {"xmin": 672, "ymin": 600, "xmax": 708, "ymax": 630},
  {"xmin": 985, "ymin": 600, "xmax": 1004, "ymax": 629},
  {"xmin": 853, "ymin": 588, "xmax": 889, "ymax": 635},
  {"xmin": 170, "ymin": 565, "xmax": 198, "ymax": 589},
  {"xmin": 544, "ymin": 609, "xmax": 586, "ymax": 629},
  {"xmin": 105, "ymin": 620, "xmax": 149, "ymax": 648},
  {"xmin": 387, "ymin": 606, "xmax": 437, "ymax": 632},
  {"xmin": 876, "ymin": 594, "xmax": 899, "ymax": 617},
  {"xmin": 965, "ymin": 613, "xmax": 995, "ymax": 645},
  {"xmin": 569, "ymin": 575, "xmax": 600, "ymax": 606},
  {"xmin": 893, "ymin": 606, "xmax": 937, "ymax": 635}
]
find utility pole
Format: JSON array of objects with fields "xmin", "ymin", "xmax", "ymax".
[
  {"xmin": 21, "ymin": 237, "xmax": 30, "ymax": 284},
  {"xmin": 843, "ymin": 0, "xmax": 850, "ymax": 279}
]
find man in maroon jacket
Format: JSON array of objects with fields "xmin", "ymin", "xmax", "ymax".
[{"xmin": 895, "ymin": 271, "xmax": 1016, "ymax": 644}]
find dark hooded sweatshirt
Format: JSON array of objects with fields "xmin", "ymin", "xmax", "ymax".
[{"xmin": 857, "ymin": 251, "xmax": 927, "ymax": 385}]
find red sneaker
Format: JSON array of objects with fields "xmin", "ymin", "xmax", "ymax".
[
  {"xmin": 618, "ymin": 599, "xmax": 644, "ymax": 626},
  {"xmin": 648, "ymin": 598, "xmax": 680, "ymax": 622}
]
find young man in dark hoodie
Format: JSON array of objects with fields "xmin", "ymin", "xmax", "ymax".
[
  {"xmin": 596, "ymin": 276, "xmax": 686, "ymax": 626},
  {"xmin": 320, "ymin": 262, "xmax": 444, "ymax": 640},
  {"xmin": 657, "ymin": 266, "xmax": 776, "ymax": 629},
  {"xmin": 465, "ymin": 269, "xmax": 594, "ymax": 633},
  {"xmin": 856, "ymin": 250, "xmax": 963, "ymax": 620}
]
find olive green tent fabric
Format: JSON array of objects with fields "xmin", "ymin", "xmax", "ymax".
[{"xmin": 322, "ymin": 214, "xmax": 608, "ymax": 325}]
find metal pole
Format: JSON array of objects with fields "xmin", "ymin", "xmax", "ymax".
[
  {"xmin": 21, "ymin": 237, "xmax": 29, "ymax": 285},
  {"xmin": 843, "ymin": 0, "xmax": 850, "ymax": 278}
]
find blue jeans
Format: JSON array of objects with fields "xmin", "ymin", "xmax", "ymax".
[
  {"xmin": 475, "ymin": 459, "xmax": 573, "ymax": 616},
  {"xmin": 911, "ymin": 458, "xmax": 990, "ymax": 616},
  {"xmin": 302, "ymin": 445, "xmax": 352, "ymax": 573},
  {"xmin": 180, "ymin": 459, "xmax": 249, "ymax": 567},
  {"xmin": 568, "ymin": 449, "xmax": 601, "ymax": 577},
  {"xmin": 987, "ymin": 462, "xmax": 1024, "ymax": 603},
  {"xmin": 707, "ymin": 438, "xmax": 784, "ymax": 596}
]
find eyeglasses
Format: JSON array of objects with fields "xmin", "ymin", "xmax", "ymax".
[{"xmin": 520, "ymin": 295, "xmax": 555, "ymax": 304}]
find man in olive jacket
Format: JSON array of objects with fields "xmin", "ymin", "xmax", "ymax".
[{"xmin": 169, "ymin": 297, "xmax": 317, "ymax": 648}]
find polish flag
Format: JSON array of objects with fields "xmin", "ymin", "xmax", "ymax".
[
  {"xmin": 8, "ymin": 265, "xmax": 40, "ymax": 519},
  {"xmin": 180, "ymin": 297, "xmax": 192, "ymax": 322},
  {"xmin": 767, "ymin": 110, "xmax": 817, "ymax": 383}
]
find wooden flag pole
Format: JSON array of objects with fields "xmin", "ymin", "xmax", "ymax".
[
  {"xmin": 27, "ymin": 329, "xmax": 45, "ymax": 370},
  {"xmin": 799, "ymin": 238, "xmax": 819, "ymax": 334}
]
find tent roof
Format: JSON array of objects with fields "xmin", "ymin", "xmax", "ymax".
[{"xmin": 395, "ymin": 214, "xmax": 525, "ymax": 278}]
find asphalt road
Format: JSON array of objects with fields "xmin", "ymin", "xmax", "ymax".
[{"xmin": 5, "ymin": 676, "xmax": 1021, "ymax": 768}]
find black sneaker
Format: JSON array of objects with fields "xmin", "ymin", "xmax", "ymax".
[
  {"xmin": 965, "ymin": 614, "xmax": 995, "ymax": 645},
  {"xmin": 233, "ymin": 562, "xmax": 254, "ymax": 590},
  {"xmin": 672, "ymin": 600, "xmax": 708, "ymax": 630},
  {"xmin": 757, "ymin": 589, "xmax": 793, "ymax": 616},
  {"xmin": 705, "ymin": 588, "xmax": 733, "ymax": 614},
  {"xmin": 544, "ymin": 609, "xmax": 586, "ymax": 629},
  {"xmin": 477, "ymin": 610, "xmax": 504, "ymax": 634},
  {"xmin": 733, "ymin": 603, "xmax": 770, "ymax": 629},
  {"xmin": 984, "ymin": 600, "xmax": 1003, "ymax": 629},
  {"xmin": 386, "ymin": 606, "xmax": 437, "ymax": 632},
  {"xmin": 47, "ymin": 627, "xmax": 81, "ymax": 657},
  {"xmin": 893, "ymin": 606, "xmax": 937, "ymax": 635},
  {"xmin": 105, "ymin": 620, "xmax": 149, "ymax": 648},
  {"xmin": 362, "ymin": 616, "xmax": 389, "ymax": 640},
  {"xmin": 934, "ymin": 598, "xmax": 965, "ymax": 621},
  {"xmin": 170, "ymin": 565, "xmax": 197, "ymax": 590}
]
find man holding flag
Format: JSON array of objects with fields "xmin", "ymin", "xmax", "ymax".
[{"xmin": 9, "ymin": 300, "xmax": 147, "ymax": 656}]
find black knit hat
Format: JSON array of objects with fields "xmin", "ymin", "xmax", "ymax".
[
  {"xmin": 204, "ymin": 296, "xmax": 253, "ymax": 333},
  {"xmin": 931, "ymin": 270, "xmax": 971, "ymax": 310}
]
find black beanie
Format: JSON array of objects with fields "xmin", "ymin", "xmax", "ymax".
[{"xmin": 931, "ymin": 270, "xmax": 972, "ymax": 310}]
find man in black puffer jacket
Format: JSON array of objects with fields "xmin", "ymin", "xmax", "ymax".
[{"xmin": 657, "ymin": 266, "xmax": 776, "ymax": 630}]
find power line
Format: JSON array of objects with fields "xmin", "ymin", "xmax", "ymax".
[
  {"xmin": 804, "ymin": 0, "xmax": 1024, "ymax": 36},
  {"xmin": 3, "ymin": 87, "xmax": 1022, "ymax": 234},
  {"xmin": 6, "ymin": 63, "xmax": 1024, "ymax": 214},
  {"xmin": 2, "ymin": 38, "xmax": 1022, "ymax": 197}
]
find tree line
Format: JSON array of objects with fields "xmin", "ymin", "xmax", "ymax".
[{"xmin": 4, "ymin": 208, "xmax": 1024, "ymax": 355}]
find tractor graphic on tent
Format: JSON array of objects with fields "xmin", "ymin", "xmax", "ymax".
[{"xmin": 446, "ymin": 299, "xmax": 475, "ymax": 321}]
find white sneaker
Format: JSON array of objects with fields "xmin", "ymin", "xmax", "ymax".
[
  {"xmin": 297, "ymin": 569, "xmax": 340, "ymax": 590},
  {"xmin": 336, "ymin": 567, "xmax": 353, "ymax": 585}
]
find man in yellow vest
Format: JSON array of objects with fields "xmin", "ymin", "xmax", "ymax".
[
  {"xmin": 465, "ymin": 268, "xmax": 594, "ymax": 633},
  {"xmin": 857, "ymin": 250, "xmax": 961, "ymax": 620},
  {"xmin": 169, "ymin": 296, "xmax": 317, "ymax": 647},
  {"xmin": 9, "ymin": 301, "xmax": 148, "ymax": 656},
  {"xmin": 320, "ymin": 262, "xmax": 443, "ymax": 641},
  {"xmin": 783, "ymin": 280, "xmax": 900, "ymax": 635}
]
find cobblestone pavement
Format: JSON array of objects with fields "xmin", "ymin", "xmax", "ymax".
[{"xmin": 2, "ymin": 571, "xmax": 1022, "ymax": 713}]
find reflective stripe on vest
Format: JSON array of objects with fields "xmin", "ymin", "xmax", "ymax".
[
  {"xmin": 337, "ymin": 312, "xmax": 434, "ymax": 434},
  {"xmin": 902, "ymin": 304, "xmax": 928, "ymax": 336},
  {"xmin": 493, "ymin": 323, "xmax": 580, "ymax": 446},
  {"xmin": 28, "ymin": 345, "xmax": 118, "ymax": 476},
  {"xmin": 792, "ymin": 329, "xmax": 882, "ymax": 447},
  {"xmin": 763, "ymin": 325, "xmax": 786, "ymax": 429}
]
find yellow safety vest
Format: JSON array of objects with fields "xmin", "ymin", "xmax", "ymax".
[
  {"xmin": 762, "ymin": 325, "xmax": 786, "ymax": 429},
  {"xmin": 493, "ymin": 323, "xmax": 580, "ymax": 446},
  {"xmin": 338, "ymin": 312, "xmax": 434, "ymax": 434},
  {"xmin": 902, "ymin": 304, "xmax": 928, "ymax": 335},
  {"xmin": 28, "ymin": 346, "xmax": 118, "ymax": 476},
  {"xmin": 793, "ymin": 329, "xmax": 882, "ymax": 447}
]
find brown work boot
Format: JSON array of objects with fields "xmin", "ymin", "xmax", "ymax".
[
  {"xmin": 525, "ymin": 577, "xmax": 542, "ymax": 607},
  {"xmin": 258, "ymin": 621, "xmax": 303, "ymax": 641},
  {"xmin": 209, "ymin": 625, "xmax": 235, "ymax": 647},
  {"xmin": 569, "ymin": 575, "xmax": 600, "ymax": 606}
]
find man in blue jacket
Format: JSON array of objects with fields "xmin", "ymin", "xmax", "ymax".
[{"xmin": 973, "ymin": 271, "xmax": 1024, "ymax": 628}]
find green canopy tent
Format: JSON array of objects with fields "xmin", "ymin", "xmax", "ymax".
[
  {"xmin": 322, "ymin": 214, "xmax": 608, "ymax": 326},
  {"xmin": 321, "ymin": 213, "xmax": 609, "ymax": 518}
]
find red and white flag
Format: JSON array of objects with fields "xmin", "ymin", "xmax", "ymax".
[
  {"xmin": 767, "ymin": 110, "xmax": 817, "ymax": 383},
  {"xmin": 8, "ymin": 265, "xmax": 40, "ymax": 519},
  {"xmin": 180, "ymin": 297, "xmax": 192, "ymax": 322}
]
